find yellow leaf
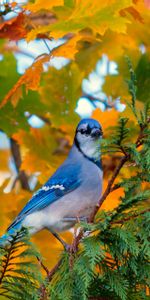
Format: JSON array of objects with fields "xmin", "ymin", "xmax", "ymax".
[
  {"xmin": 26, "ymin": 0, "xmax": 63, "ymax": 12},
  {"xmin": 0, "ymin": 54, "xmax": 51, "ymax": 108},
  {"xmin": 52, "ymin": 35, "xmax": 81, "ymax": 59},
  {"xmin": 43, "ymin": 0, "xmax": 133, "ymax": 38},
  {"xmin": 26, "ymin": 26, "xmax": 52, "ymax": 42},
  {"xmin": 26, "ymin": 0, "xmax": 140, "ymax": 42}
]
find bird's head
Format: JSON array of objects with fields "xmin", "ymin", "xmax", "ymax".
[{"xmin": 74, "ymin": 118, "xmax": 103, "ymax": 161}]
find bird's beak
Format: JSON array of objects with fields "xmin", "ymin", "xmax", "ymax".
[{"xmin": 91, "ymin": 128, "xmax": 103, "ymax": 138}]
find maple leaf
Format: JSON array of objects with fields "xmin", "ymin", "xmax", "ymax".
[
  {"xmin": 0, "ymin": 54, "xmax": 51, "ymax": 108},
  {"xmin": 0, "ymin": 13, "xmax": 27, "ymax": 40},
  {"xmin": 120, "ymin": 6, "xmax": 144, "ymax": 23},
  {"xmin": 52, "ymin": 35, "xmax": 82, "ymax": 59},
  {"xmin": 27, "ymin": 0, "xmax": 134, "ymax": 41},
  {"xmin": 26, "ymin": 0, "xmax": 63, "ymax": 12}
]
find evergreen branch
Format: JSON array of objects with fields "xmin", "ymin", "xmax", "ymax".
[
  {"xmin": 0, "ymin": 229, "xmax": 42, "ymax": 299},
  {"xmin": 39, "ymin": 258, "xmax": 63, "ymax": 299},
  {"xmin": 135, "ymin": 116, "xmax": 150, "ymax": 147},
  {"xmin": 111, "ymin": 208, "xmax": 150, "ymax": 225},
  {"xmin": 0, "ymin": 242, "xmax": 13, "ymax": 285}
]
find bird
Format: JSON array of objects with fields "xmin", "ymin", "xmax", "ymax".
[{"xmin": 0, "ymin": 118, "xmax": 103, "ymax": 249}]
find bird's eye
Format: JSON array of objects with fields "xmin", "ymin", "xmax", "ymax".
[{"xmin": 80, "ymin": 129, "xmax": 86, "ymax": 134}]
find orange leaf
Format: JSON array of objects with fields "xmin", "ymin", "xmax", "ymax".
[
  {"xmin": 0, "ymin": 13, "xmax": 27, "ymax": 40},
  {"xmin": 0, "ymin": 54, "xmax": 51, "ymax": 108},
  {"xmin": 120, "ymin": 6, "xmax": 144, "ymax": 23},
  {"xmin": 52, "ymin": 35, "xmax": 81, "ymax": 59},
  {"xmin": 92, "ymin": 108, "xmax": 120, "ymax": 131},
  {"xmin": 26, "ymin": 0, "xmax": 63, "ymax": 12}
]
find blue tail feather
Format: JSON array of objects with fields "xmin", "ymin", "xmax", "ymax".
[{"xmin": 0, "ymin": 222, "xmax": 22, "ymax": 248}]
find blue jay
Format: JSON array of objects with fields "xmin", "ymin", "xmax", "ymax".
[{"xmin": 0, "ymin": 118, "xmax": 103, "ymax": 249}]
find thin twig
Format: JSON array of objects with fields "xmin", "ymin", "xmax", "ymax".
[
  {"xmin": 43, "ymin": 39, "xmax": 51, "ymax": 53},
  {"xmin": 47, "ymin": 258, "xmax": 62, "ymax": 281},
  {"xmin": 0, "ymin": 246, "xmax": 12, "ymax": 285},
  {"xmin": 111, "ymin": 208, "xmax": 150, "ymax": 225},
  {"xmin": 39, "ymin": 258, "xmax": 63, "ymax": 299},
  {"xmin": 10, "ymin": 138, "xmax": 30, "ymax": 190},
  {"xmin": 89, "ymin": 155, "xmax": 129, "ymax": 223},
  {"xmin": 110, "ymin": 183, "xmax": 121, "ymax": 193},
  {"xmin": 37, "ymin": 257, "xmax": 49, "ymax": 277}
]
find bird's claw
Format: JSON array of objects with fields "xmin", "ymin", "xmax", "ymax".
[{"xmin": 63, "ymin": 241, "xmax": 78, "ymax": 253}]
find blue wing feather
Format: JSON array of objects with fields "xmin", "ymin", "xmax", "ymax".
[{"xmin": 8, "ymin": 162, "xmax": 81, "ymax": 230}]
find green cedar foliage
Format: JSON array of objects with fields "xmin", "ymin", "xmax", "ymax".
[
  {"xmin": 0, "ymin": 228, "xmax": 42, "ymax": 300},
  {"xmin": 0, "ymin": 60, "xmax": 150, "ymax": 300}
]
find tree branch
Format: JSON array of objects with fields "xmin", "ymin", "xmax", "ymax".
[
  {"xmin": 39, "ymin": 258, "xmax": 62, "ymax": 299},
  {"xmin": 10, "ymin": 138, "xmax": 30, "ymax": 190},
  {"xmin": 89, "ymin": 155, "xmax": 129, "ymax": 223}
]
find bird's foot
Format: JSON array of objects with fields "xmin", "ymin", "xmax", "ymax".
[
  {"xmin": 82, "ymin": 230, "xmax": 91, "ymax": 238},
  {"xmin": 51, "ymin": 231, "xmax": 77, "ymax": 252},
  {"xmin": 65, "ymin": 240, "xmax": 78, "ymax": 253},
  {"xmin": 52, "ymin": 231, "xmax": 70, "ymax": 250},
  {"xmin": 62, "ymin": 241, "xmax": 72, "ymax": 252}
]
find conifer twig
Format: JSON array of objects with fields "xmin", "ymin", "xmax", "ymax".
[
  {"xmin": 0, "ymin": 244, "xmax": 13, "ymax": 285},
  {"xmin": 111, "ymin": 208, "xmax": 150, "ymax": 225},
  {"xmin": 39, "ymin": 258, "xmax": 62, "ymax": 299}
]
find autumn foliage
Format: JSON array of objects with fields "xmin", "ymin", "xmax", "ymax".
[{"xmin": 0, "ymin": 0, "xmax": 150, "ymax": 299}]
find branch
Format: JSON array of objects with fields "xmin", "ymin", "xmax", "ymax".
[
  {"xmin": 89, "ymin": 155, "xmax": 129, "ymax": 222},
  {"xmin": 110, "ymin": 183, "xmax": 121, "ymax": 193},
  {"xmin": 38, "ymin": 117, "xmax": 149, "ymax": 298},
  {"xmin": 111, "ymin": 208, "xmax": 150, "ymax": 225},
  {"xmin": 47, "ymin": 258, "xmax": 62, "ymax": 281},
  {"xmin": 0, "ymin": 244, "xmax": 13, "ymax": 285},
  {"xmin": 10, "ymin": 138, "xmax": 30, "ymax": 190},
  {"xmin": 39, "ymin": 258, "xmax": 62, "ymax": 299},
  {"xmin": 135, "ymin": 116, "xmax": 150, "ymax": 147},
  {"xmin": 81, "ymin": 94, "xmax": 116, "ymax": 109}
]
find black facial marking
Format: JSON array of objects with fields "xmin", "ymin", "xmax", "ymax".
[
  {"xmin": 77, "ymin": 125, "xmax": 103, "ymax": 137},
  {"xmin": 74, "ymin": 125, "xmax": 102, "ymax": 170},
  {"xmin": 86, "ymin": 124, "xmax": 91, "ymax": 135},
  {"xmin": 80, "ymin": 128, "xmax": 87, "ymax": 134},
  {"xmin": 76, "ymin": 124, "xmax": 92, "ymax": 135}
]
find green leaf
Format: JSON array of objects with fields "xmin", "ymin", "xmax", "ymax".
[{"xmin": 135, "ymin": 54, "xmax": 150, "ymax": 103}]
